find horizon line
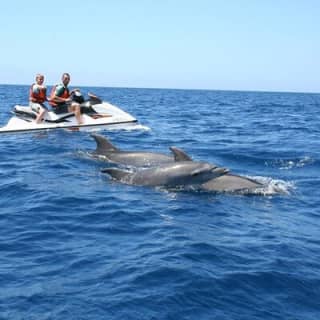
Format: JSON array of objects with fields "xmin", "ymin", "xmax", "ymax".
[{"xmin": 0, "ymin": 82, "xmax": 319, "ymax": 95}]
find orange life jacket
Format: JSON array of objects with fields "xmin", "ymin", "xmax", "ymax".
[
  {"xmin": 49, "ymin": 85, "xmax": 70, "ymax": 107},
  {"xmin": 29, "ymin": 84, "xmax": 47, "ymax": 104}
]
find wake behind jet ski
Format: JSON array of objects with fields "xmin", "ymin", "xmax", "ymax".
[{"xmin": 0, "ymin": 91, "xmax": 140, "ymax": 134}]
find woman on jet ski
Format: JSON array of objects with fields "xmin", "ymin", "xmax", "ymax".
[
  {"xmin": 49, "ymin": 73, "xmax": 83, "ymax": 125},
  {"xmin": 29, "ymin": 73, "xmax": 48, "ymax": 123}
]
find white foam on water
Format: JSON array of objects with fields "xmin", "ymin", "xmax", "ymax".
[
  {"xmin": 244, "ymin": 175, "xmax": 295, "ymax": 196},
  {"xmin": 124, "ymin": 124, "xmax": 151, "ymax": 131},
  {"xmin": 107, "ymin": 124, "xmax": 151, "ymax": 132},
  {"xmin": 266, "ymin": 156, "xmax": 314, "ymax": 170},
  {"xmin": 84, "ymin": 124, "xmax": 151, "ymax": 133}
]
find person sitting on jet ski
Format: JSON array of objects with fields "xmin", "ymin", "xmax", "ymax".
[
  {"xmin": 29, "ymin": 73, "xmax": 48, "ymax": 123},
  {"xmin": 49, "ymin": 73, "xmax": 83, "ymax": 125}
]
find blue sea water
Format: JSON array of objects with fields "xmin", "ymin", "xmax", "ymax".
[{"xmin": 0, "ymin": 84, "xmax": 320, "ymax": 320}]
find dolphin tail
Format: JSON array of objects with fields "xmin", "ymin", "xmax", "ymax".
[
  {"xmin": 101, "ymin": 167, "xmax": 130, "ymax": 181},
  {"xmin": 170, "ymin": 146, "xmax": 193, "ymax": 161},
  {"xmin": 91, "ymin": 133, "xmax": 119, "ymax": 153}
]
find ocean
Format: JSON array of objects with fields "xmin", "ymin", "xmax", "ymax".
[{"xmin": 0, "ymin": 85, "xmax": 319, "ymax": 319}]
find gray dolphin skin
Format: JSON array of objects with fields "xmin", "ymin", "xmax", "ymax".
[
  {"xmin": 91, "ymin": 134, "xmax": 192, "ymax": 166},
  {"xmin": 201, "ymin": 174, "xmax": 263, "ymax": 192},
  {"xmin": 102, "ymin": 162, "xmax": 228, "ymax": 187}
]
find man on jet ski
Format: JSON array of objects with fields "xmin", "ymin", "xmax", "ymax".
[{"xmin": 49, "ymin": 73, "xmax": 83, "ymax": 125}]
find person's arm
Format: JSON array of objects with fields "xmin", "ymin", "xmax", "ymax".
[
  {"xmin": 51, "ymin": 95, "xmax": 70, "ymax": 103},
  {"xmin": 30, "ymin": 96, "xmax": 38, "ymax": 103},
  {"xmin": 29, "ymin": 85, "xmax": 38, "ymax": 102},
  {"xmin": 44, "ymin": 88, "xmax": 49, "ymax": 101},
  {"xmin": 51, "ymin": 85, "xmax": 71, "ymax": 103}
]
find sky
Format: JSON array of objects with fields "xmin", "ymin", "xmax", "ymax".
[{"xmin": 0, "ymin": 0, "xmax": 319, "ymax": 92}]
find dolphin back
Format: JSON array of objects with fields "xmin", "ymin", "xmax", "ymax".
[
  {"xmin": 201, "ymin": 174, "xmax": 263, "ymax": 192},
  {"xmin": 92, "ymin": 133, "xmax": 119, "ymax": 154}
]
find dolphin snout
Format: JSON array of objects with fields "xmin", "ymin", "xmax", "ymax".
[{"xmin": 211, "ymin": 166, "xmax": 229, "ymax": 176}]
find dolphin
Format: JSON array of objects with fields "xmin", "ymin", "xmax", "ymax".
[
  {"xmin": 90, "ymin": 133, "xmax": 192, "ymax": 166},
  {"xmin": 201, "ymin": 173, "xmax": 263, "ymax": 192},
  {"xmin": 92, "ymin": 134, "xmax": 262, "ymax": 192},
  {"xmin": 102, "ymin": 159, "xmax": 228, "ymax": 187}
]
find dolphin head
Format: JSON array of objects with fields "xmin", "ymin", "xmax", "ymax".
[
  {"xmin": 164, "ymin": 162, "xmax": 229, "ymax": 186},
  {"xmin": 189, "ymin": 163, "xmax": 229, "ymax": 184}
]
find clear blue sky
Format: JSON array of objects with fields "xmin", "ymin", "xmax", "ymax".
[{"xmin": 0, "ymin": 0, "xmax": 319, "ymax": 92}]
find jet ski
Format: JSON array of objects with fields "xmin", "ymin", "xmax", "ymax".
[{"xmin": 0, "ymin": 91, "xmax": 139, "ymax": 134}]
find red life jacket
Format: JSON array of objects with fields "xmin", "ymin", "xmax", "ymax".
[
  {"xmin": 49, "ymin": 85, "xmax": 70, "ymax": 107},
  {"xmin": 29, "ymin": 84, "xmax": 47, "ymax": 103}
]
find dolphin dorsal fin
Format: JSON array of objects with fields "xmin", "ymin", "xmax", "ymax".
[
  {"xmin": 91, "ymin": 133, "xmax": 119, "ymax": 153},
  {"xmin": 169, "ymin": 146, "xmax": 193, "ymax": 161}
]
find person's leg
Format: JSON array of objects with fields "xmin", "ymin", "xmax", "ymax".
[
  {"xmin": 69, "ymin": 102, "xmax": 83, "ymax": 125},
  {"xmin": 35, "ymin": 105, "xmax": 47, "ymax": 123},
  {"xmin": 30, "ymin": 102, "xmax": 46, "ymax": 123}
]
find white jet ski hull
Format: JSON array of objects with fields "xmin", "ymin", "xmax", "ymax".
[{"xmin": 0, "ymin": 101, "xmax": 139, "ymax": 134}]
